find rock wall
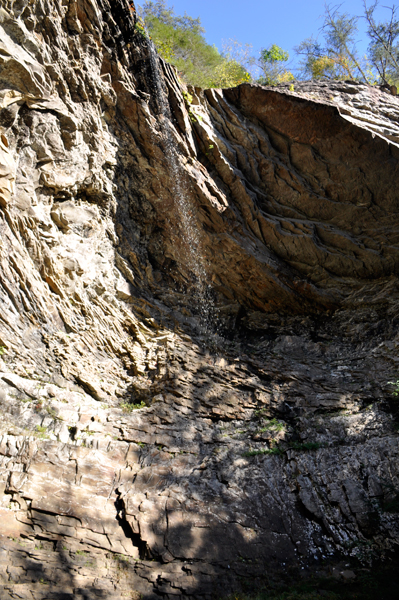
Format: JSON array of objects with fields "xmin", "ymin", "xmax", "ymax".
[{"xmin": 0, "ymin": 0, "xmax": 399, "ymax": 598}]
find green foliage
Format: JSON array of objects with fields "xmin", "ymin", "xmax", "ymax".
[
  {"xmin": 113, "ymin": 553, "xmax": 130, "ymax": 562},
  {"xmin": 257, "ymin": 418, "xmax": 285, "ymax": 433},
  {"xmin": 46, "ymin": 406, "xmax": 58, "ymax": 419},
  {"xmin": 35, "ymin": 425, "xmax": 49, "ymax": 439},
  {"xmin": 120, "ymin": 400, "xmax": 146, "ymax": 412},
  {"xmin": 364, "ymin": 1, "xmax": 399, "ymax": 85},
  {"xmin": 295, "ymin": 23, "xmax": 366, "ymax": 81},
  {"xmin": 388, "ymin": 379, "xmax": 399, "ymax": 396},
  {"xmin": 0, "ymin": 346, "xmax": 6, "ymax": 355},
  {"xmin": 140, "ymin": 0, "xmax": 251, "ymax": 88},
  {"xmin": 295, "ymin": 2, "xmax": 399, "ymax": 84},
  {"xmin": 261, "ymin": 44, "xmax": 289, "ymax": 63},
  {"xmin": 140, "ymin": 1, "xmax": 294, "ymax": 88},
  {"xmin": 323, "ymin": 4, "xmax": 370, "ymax": 82},
  {"xmin": 142, "ymin": 1, "xmax": 399, "ymax": 90},
  {"xmin": 257, "ymin": 44, "xmax": 293, "ymax": 85},
  {"xmin": 243, "ymin": 440, "xmax": 322, "ymax": 458},
  {"xmin": 295, "ymin": 37, "xmax": 336, "ymax": 79},
  {"xmin": 182, "ymin": 90, "xmax": 193, "ymax": 104},
  {"xmin": 135, "ymin": 19, "xmax": 150, "ymax": 39},
  {"xmin": 211, "ymin": 59, "xmax": 251, "ymax": 88}
]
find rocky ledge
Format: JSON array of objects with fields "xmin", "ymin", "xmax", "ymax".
[{"xmin": 0, "ymin": 0, "xmax": 399, "ymax": 598}]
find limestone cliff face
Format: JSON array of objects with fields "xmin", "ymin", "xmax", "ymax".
[{"xmin": 1, "ymin": 0, "xmax": 399, "ymax": 598}]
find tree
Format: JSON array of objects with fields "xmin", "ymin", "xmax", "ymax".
[
  {"xmin": 256, "ymin": 44, "xmax": 294, "ymax": 85},
  {"xmin": 322, "ymin": 4, "xmax": 370, "ymax": 81},
  {"xmin": 216, "ymin": 39, "xmax": 253, "ymax": 87},
  {"xmin": 295, "ymin": 1, "xmax": 399, "ymax": 84},
  {"xmin": 221, "ymin": 39, "xmax": 254, "ymax": 72},
  {"xmin": 140, "ymin": 1, "xmax": 203, "ymax": 32},
  {"xmin": 295, "ymin": 37, "xmax": 337, "ymax": 79},
  {"xmin": 363, "ymin": 1, "xmax": 399, "ymax": 85},
  {"xmin": 139, "ymin": 1, "xmax": 251, "ymax": 89},
  {"xmin": 296, "ymin": 4, "xmax": 370, "ymax": 82},
  {"xmin": 210, "ymin": 60, "xmax": 251, "ymax": 88}
]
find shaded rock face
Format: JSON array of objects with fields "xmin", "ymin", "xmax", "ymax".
[{"xmin": 0, "ymin": 0, "xmax": 399, "ymax": 599}]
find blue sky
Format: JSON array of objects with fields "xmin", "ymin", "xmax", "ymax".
[{"xmin": 136, "ymin": 0, "xmax": 391, "ymax": 69}]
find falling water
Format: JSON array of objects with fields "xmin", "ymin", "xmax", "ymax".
[{"xmin": 147, "ymin": 40, "xmax": 217, "ymax": 336}]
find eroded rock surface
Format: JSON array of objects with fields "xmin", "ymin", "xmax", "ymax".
[{"xmin": 0, "ymin": 0, "xmax": 399, "ymax": 598}]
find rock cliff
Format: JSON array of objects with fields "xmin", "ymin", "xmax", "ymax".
[{"xmin": 1, "ymin": 0, "xmax": 399, "ymax": 598}]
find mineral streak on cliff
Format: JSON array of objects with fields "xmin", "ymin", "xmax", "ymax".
[{"xmin": 0, "ymin": 0, "xmax": 399, "ymax": 598}]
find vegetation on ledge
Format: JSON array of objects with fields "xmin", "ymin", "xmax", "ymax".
[{"xmin": 139, "ymin": 0, "xmax": 399, "ymax": 89}]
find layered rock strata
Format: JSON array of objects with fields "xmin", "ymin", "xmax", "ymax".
[{"xmin": 0, "ymin": 0, "xmax": 399, "ymax": 598}]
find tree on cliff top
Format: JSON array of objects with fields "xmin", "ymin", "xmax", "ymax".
[
  {"xmin": 139, "ymin": 0, "xmax": 250, "ymax": 88},
  {"xmin": 140, "ymin": 0, "xmax": 399, "ymax": 88},
  {"xmin": 295, "ymin": 2, "xmax": 399, "ymax": 85},
  {"xmin": 256, "ymin": 44, "xmax": 294, "ymax": 85},
  {"xmin": 296, "ymin": 5, "xmax": 371, "ymax": 82},
  {"xmin": 364, "ymin": 1, "xmax": 399, "ymax": 84}
]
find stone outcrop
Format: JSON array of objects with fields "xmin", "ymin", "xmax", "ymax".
[{"xmin": 0, "ymin": 0, "xmax": 399, "ymax": 598}]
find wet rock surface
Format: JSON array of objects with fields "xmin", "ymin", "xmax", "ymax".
[{"xmin": 0, "ymin": 0, "xmax": 399, "ymax": 598}]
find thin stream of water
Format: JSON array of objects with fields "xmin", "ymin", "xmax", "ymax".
[{"xmin": 147, "ymin": 41, "xmax": 217, "ymax": 336}]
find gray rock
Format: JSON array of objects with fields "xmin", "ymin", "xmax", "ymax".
[{"xmin": 0, "ymin": 0, "xmax": 398, "ymax": 599}]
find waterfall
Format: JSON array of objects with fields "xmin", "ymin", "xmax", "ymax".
[{"xmin": 147, "ymin": 41, "xmax": 217, "ymax": 337}]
